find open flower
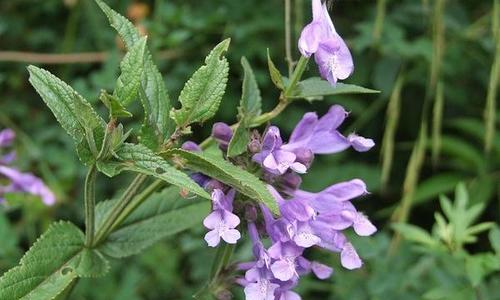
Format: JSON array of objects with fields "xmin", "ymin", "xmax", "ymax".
[
  {"xmin": 203, "ymin": 189, "xmax": 241, "ymax": 247},
  {"xmin": 298, "ymin": 0, "xmax": 354, "ymax": 85}
]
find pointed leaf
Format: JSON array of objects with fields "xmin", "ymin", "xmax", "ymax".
[
  {"xmin": 164, "ymin": 149, "xmax": 279, "ymax": 214},
  {"xmin": 267, "ymin": 49, "xmax": 285, "ymax": 90},
  {"xmin": 170, "ymin": 39, "xmax": 230, "ymax": 127},
  {"xmin": 227, "ymin": 123, "xmax": 250, "ymax": 157},
  {"xmin": 28, "ymin": 66, "xmax": 106, "ymax": 165},
  {"xmin": 115, "ymin": 36, "xmax": 147, "ymax": 107},
  {"xmin": 240, "ymin": 57, "xmax": 262, "ymax": 120},
  {"xmin": 104, "ymin": 143, "xmax": 209, "ymax": 199},
  {"xmin": 290, "ymin": 77, "xmax": 379, "ymax": 99},
  {"xmin": 99, "ymin": 186, "xmax": 209, "ymax": 258},
  {"xmin": 96, "ymin": 0, "xmax": 174, "ymax": 149}
]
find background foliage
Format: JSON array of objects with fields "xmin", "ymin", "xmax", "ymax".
[{"xmin": 0, "ymin": 0, "xmax": 499, "ymax": 299}]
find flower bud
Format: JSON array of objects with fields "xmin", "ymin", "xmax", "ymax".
[
  {"xmin": 281, "ymin": 172, "xmax": 302, "ymax": 194},
  {"xmin": 212, "ymin": 122, "xmax": 233, "ymax": 150},
  {"xmin": 181, "ymin": 141, "xmax": 202, "ymax": 152},
  {"xmin": 294, "ymin": 148, "xmax": 314, "ymax": 167},
  {"xmin": 0, "ymin": 129, "xmax": 15, "ymax": 148},
  {"xmin": 245, "ymin": 205, "xmax": 258, "ymax": 222}
]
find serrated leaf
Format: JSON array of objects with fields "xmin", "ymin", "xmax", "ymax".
[
  {"xmin": 28, "ymin": 66, "xmax": 106, "ymax": 165},
  {"xmin": 267, "ymin": 49, "xmax": 284, "ymax": 90},
  {"xmin": 0, "ymin": 222, "xmax": 109, "ymax": 300},
  {"xmin": 96, "ymin": 0, "xmax": 174, "ymax": 149},
  {"xmin": 98, "ymin": 186, "xmax": 209, "ymax": 258},
  {"xmin": 227, "ymin": 123, "xmax": 250, "ymax": 157},
  {"xmin": 100, "ymin": 91, "xmax": 132, "ymax": 118},
  {"xmin": 115, "ymin": 36, "xmax": 147, "ymax": 107},
  {"xmin": 164, "ymin": 149, "xmax": 279, "ymax": 214},
  {"xmin": 72, "ymin": 248, "xmax": 110, "ymax": 278},
  {"xmin": 170, "ymin": 39, "xmax": 230, "ymax": 127},
  {"xmin": 289, "ymin": 77, "xmax": 379, "ymax": 99},
  {"xmin": 489, "ymin": 225, "xmax": 500, "ymax": 253},
  {"xmin": 105, "ymin": 143, "xmax": 209, "ymax": 199}
]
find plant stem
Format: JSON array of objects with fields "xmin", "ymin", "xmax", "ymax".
[
  {"xmin": 93, "ymin": 174, "xmax": 147, "ymax": 246},
  {"xmin": 111, "ymin": 179, "xmax": 166, "ymax": 229},
  {"xmin": 285, "ymin": 0, "xmax": 294, "ymax": 76},
  {"xmin": 284, "ymin": 55, "xmax": 309, "ymax": 97},
  {"xmin": 84, "ymin": 165, "xmax": 97, "ymax": 247}
]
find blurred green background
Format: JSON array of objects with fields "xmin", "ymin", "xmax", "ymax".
[{"xmin": 0, "ymin": 0, "xmax": 499, "ymax": 299}]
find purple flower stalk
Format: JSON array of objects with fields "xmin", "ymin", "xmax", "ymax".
[
  {"xmin": 203, "ymin": 189, "xmax": 241, "ymax": 247},
  {"xmin": 298, "ymin": 0, "xmax": 354, "ymax": 85}
]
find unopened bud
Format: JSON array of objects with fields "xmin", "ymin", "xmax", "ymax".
[
  {"xmin": 294, "ymin": 148, "xmax": 314, "ymax": 167},
  {"xmin": 181, "ymin": 141, "xmax": 202, "ymax": 152},
  {"xmin": 245, "ymin": 205, "xmax": 258, "ymax": 222},
  {"xmin": 212, "ymin": 122, "xmax": 233, "ymax": 150}
]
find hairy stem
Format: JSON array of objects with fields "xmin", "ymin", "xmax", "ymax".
[
  {"xmin": 93, "ymin": 174, "xmax": 148, "ymax": 246},
  {"xmin": 285, "ymin": 55, "xmax": 309, "ymax": 97},
  {"xmin": 84, "ymin": 165, "xmax": 97, "ymax": 247}
]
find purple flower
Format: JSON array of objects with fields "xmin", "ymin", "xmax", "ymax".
[
  {"xmin": 268, "ymin": 241, "xmax": 304, "ymax": 281},
  {"xmin": 282, "ymin": 105, "xmax": 374, "ymax": 155},
  {"xmin": 252, "ymin": 127, "xmax": 307, "ymax": 175},
  {"xmin": 298, "ymin": 0, "xmax": 354, "ymax": 85},
  {"xmin": 0, "ymin": 129, "xmax": 15, "ymax": 148},
  {"xmin": 203, "ymin": 189, "xmax": 241, "ymax": 247},
  {"xmin": 0, "ymin": 166, "xmax": 55, "ymax": 205}
]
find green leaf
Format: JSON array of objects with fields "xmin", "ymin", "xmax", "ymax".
[
  {"xmin": 164, "ymin": 149, "xmax": 279, "ymax": 214},
  {"xmin": 392, "ymin": 223, "xmax": 437, "ymax": 248},
  {"xmin": 489, "ymin": 225, "xmax": 500, "ymax": 253},
  {"xmin": 239, "ymin": 57, "xmax": 262, "ymax": 120},
  {"xmin": 107, "ymin": 143, "xmax": 210, "ymax": 199},
  {"xmin": 115, "ymin": 36, "xmax": 147, "ymax": 107},
  {"xmin": 28, "ymin": 66, "xmax": 106, "ymax": 165},
  {"xmin": 267, "ymin": 49, "xmax": 284, "ymax": 90},
  {"xmin": 227, "ymin": 123, "xmax": 250, "ymax": 157},
  {"xmin": 170, "ymin": 39, "xmax": 230, "ymax": 128},
  {"xmin": 100, "ymin": 91, "xmax": 133, "ymax": 118},
  {"xmin": 98, "ymin": 186, "xmax": 209, "ymax": 258},
  {"xmin": 96, "ymin": 0, "xmax": 174, "ymax": 149},
  {"xmin": 289, "ymin": 77, "xmax": 379, "ymax": 99},
  {"xmin": 0, "ymin": 210, "xmax": 19, "ymax": 257},
  {"xmin": 413, "ymin": 173, "xmax": 465, "ymax": 206},
  {"xmin": 0, "ymin": 222, "xmax": 109, "ymax": 300},
  {"xmin": 227, "ymin": 57, "xmax": 261, "ymax": 157}
]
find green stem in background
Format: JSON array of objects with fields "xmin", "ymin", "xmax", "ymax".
[
  {"xmin": 432, "ymin": 82, "xmax": 444, "ymax": 166},
  {"xmin": 372, "ymin": 0, "xmax": 387, "ymax": 45},
  {"xmin": 93, "ymin": 174, "xmax": 147, "ymax": 246},
  {"xmin": 84, "ymin": 165, "xmax": 97, "ymax": 247},
  {"xmin": 285, "ymin": 0, "xmax": 294, "ymax": 76},
  {"xmin": 294, "ymin": 0, "xmax": 304, "ymax": 43},
  {"xmin": 484, "ymin": 26, "xmax": 500, "ymax": 153}
]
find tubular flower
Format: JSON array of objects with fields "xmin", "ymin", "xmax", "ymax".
[{"xmin": 298, "ymin": 0, "xmax": 354, "ymax": 85}]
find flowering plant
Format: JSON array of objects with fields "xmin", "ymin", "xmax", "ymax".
[{"xmin": 0, "ymin": 0, "xmax": 379, "ymax": 299}]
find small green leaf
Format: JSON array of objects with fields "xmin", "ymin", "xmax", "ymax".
[
  {"xmin": 115, "ymin": 36, "xmax": 147, "ymax": 107},
  {"xmin": 240, "ymin": 57, "xmax": 262, "ymax": 120},
  {"xmin": 96, "ymin": 0, "xmax": 174, "ymax": 149},
  {"xmin": 289, "ymin": 77, "xmax": 379, "ymax": 99},
  {"xmin": 100, "ymin": 91, "xmax": 133, "ymax": 118},
  {"xmin": 392, "ymin": 223, "xmax": 437, "ymax": 248},
  {"xmin": 98, "ymin": 186, "xmax": 209, "ymax": 258},
  {"xmin": 170, "ymin": 39, "xmax": 230, "ymax": 128},
  {"xmin": 0, "ymin": 221, "xmax": 109, "ymax": 300},
  {"xmin": 72, "ymin": 248, "xmax": 110, "ymax": 278},
  {"xmin": 164, "ymin": 149, "xmax": 279, "ymax": 214},
  {"xmin": 106, "ymin": 143, "xmax": 210, "ymax": 199},
  {"xmin": 227, "ymin": 123, "xmax": 250, "ymax": 157},
  {"xmin": 267, "ymin": 49, "xmax": 285, "ymax": 90},
  {"xmin": 28, "ymin": 66, "xmax": 106, "ymax": 165}
]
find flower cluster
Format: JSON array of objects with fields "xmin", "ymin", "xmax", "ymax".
[
  {"xmin": 0, "ymin": 128, "xmax": 55, "ymax": 205},
  {"xmin": 185, "ymin": 103, "xmax": 375, "ymax": 299}
]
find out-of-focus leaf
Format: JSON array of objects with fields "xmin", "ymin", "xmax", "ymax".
[
  {"xmin": 392, "ymin": 223, "xmax": 437, "ymax": 248},
  {"xmin": 413, "ymin": 173, "xmax": 465, "ymax": 206},
  {"xmin": 489, "ymin": 225, "xmax": 500, "ymax": 254},
  {"xmin": 99, "ymin": 187, "xmax": 209, "ymax": 258}
]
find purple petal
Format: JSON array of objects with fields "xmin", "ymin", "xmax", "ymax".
[
  {"xmin": 316, "ymin": 105, "xmax": 348, "ymax": 132},
  {"xmin": 315, "ymin": 37, "xmax": 354, "ymax": 85},
  {"xmin": 271, "ymin": 260, "xmax": 296, "ymax": 281},
  {"xmin": 293, "ymin": 222, "xmax": 321, "ymax": 248},
  {"xmin": 279, "ymin": 291, "xmax": 302, "ymax": 300},
  {"xmin": 288, "ymin": 112, "xmax": 318, "ymax": 145},
  {"xmin": 204, "ymin": 229, "xmax": 221, "ymax": 247},
  {"xmin": 223, "ymin": 210, "xmax": 241, "ymax": 228},
  {"xmin": 347, "ymin": 133, "xmax": 375, "ymax": 152},
  {"xmin": 352, "ymin": 213, "xmax": 377, "ymax": 236},
  {"xmin": 311, "ymin": 262, "xmax": 333, "ymax": 279},
  {"xmin": 244, "ymin": 280, "xmax": 279, "ymax": 300},
  {"xmin": 280, "ymin": 199, "xmax": 315, "ymax": 222},
  {"xmin": 321, "ymin": 179, "xmax": 368, "ymax": 202},
  {"xmin": 0, "ymin": 151, "xmax": 16, "ymax": 165},
  {"xmin": 306, "ymin": 130, "xmax": 351, "ymax": 154},
  {"xmin": 290, "ymin": 162, "xmax": 307, "ymax": 174},
  {"xmin": 221, "ymin": 228, "xmax": 241, "ymax": 244},
  {"xmin": 340, "ymin": 242, "xmax": 362, "ymax": 270},
  {"xmin": 298, "ymin": 22, "xmax": 324, "ymax": 57}
]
